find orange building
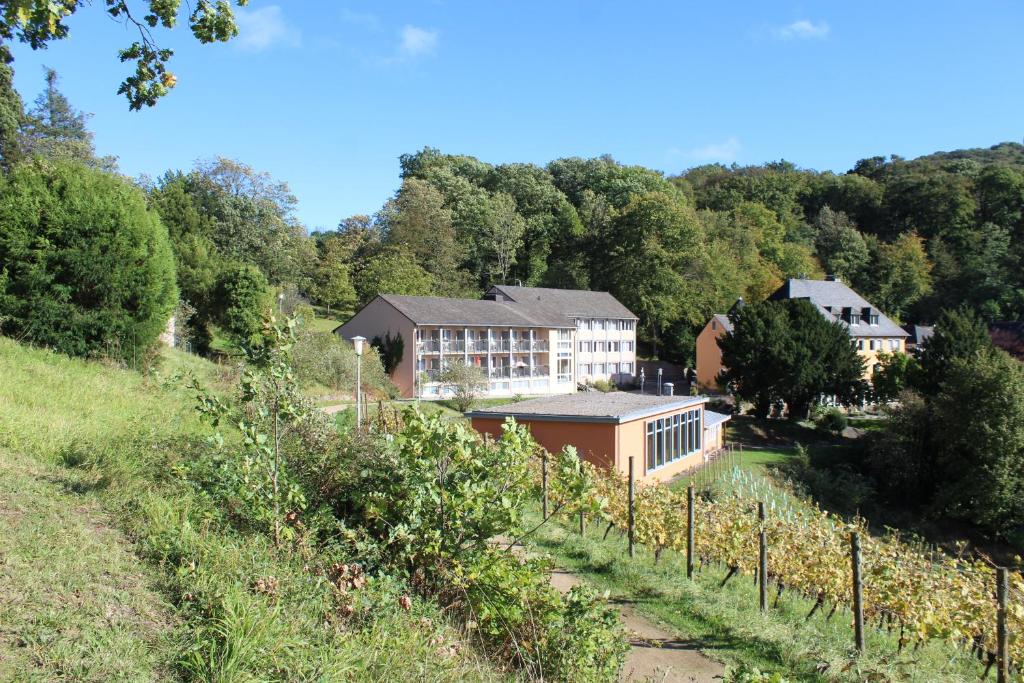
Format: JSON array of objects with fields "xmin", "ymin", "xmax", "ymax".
[
  {"xmin": 467, "ymin": 393, "xmax": 730, "ymax": 483},
  {"xmin": 695, "ymin": 314, "xmax": 732, "ymax": 390}
]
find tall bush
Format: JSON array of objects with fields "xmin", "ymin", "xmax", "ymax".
[
  {"xmin": 290, "ymin": 328, "xmax": 390, "ymax": 396},
  {"xmin": 0, "ymin": 160, "xmax": 176, "ymax": 362}
]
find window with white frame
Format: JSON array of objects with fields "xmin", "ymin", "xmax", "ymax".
[
  {"xmin": 578, "ymin": 363, "xmax": 591, "ymax": 376},
  {"xmin": 579, "ymin": 340, "xmax": 591, "ymax": 353},
  {"xmin": 594, "ymin": 341, "xmax": 605, "ymax": 352},
  {"xmin": 621, "ymin": 362, "xmax": 633, "ymax": 374},
  {"xmin": 889, "ymin": 339, "xmax": 900, "ymax": 351},
  {"xmin": 856, "ymin": 339, "xmax": 865, "ymax": 350},
  {"xmin": 623, "ymin": 341, "xmax": 634, "ymax": 353},
  {"xmin": 608, "ymin": 362, "xmax": 619, "ymax": 374},
  {"xmin": 594, "ymin": 363, "xmax": 605, "ymax": 375},
  {"xmin": 609, "ymin": 341, "xmax": 619, "ymax": 352},
  {"xmin": 646, "ymin": 408, "xmax": 702, "ymax": 472}
]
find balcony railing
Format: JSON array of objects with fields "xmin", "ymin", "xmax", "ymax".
[
  {"xmin": 489, "ymin": 365, "xmax": 550, "ymax": 380},
  {"xmin": 421, "ymin": 339, "xmax": 549, "ymax": 355}
]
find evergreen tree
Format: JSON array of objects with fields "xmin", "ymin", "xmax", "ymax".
[
  {"xmin": 0, "ymin": 46, "xmax": 23, "ymax": 171},
  {"xmin": 19, "ymin": 69, "xmax": 117, "ymax": 171},
  {"xmin": 0, "ymin": 160, "xmax": 177, "ymax": 362},
  {"xmin": 720, "ymin": 299, "xmax": 866, "ymax": 419}
]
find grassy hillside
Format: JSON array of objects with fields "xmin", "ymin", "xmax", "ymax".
[{"xmin": 0, "ymin": 338, "xmax": 500, "ymax": 682}]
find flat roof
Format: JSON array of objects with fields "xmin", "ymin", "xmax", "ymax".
[
  {"xmin": 466, "ymin": 392, "xmax": 706, "ymax": 424},
  {"xmin": 704, "ymin": 410, "xmax": 732, "ymax": 428}
]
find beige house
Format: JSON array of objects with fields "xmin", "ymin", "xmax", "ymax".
[
  {"xmin": 468, "ymin": 393, "xmax": 730, "ymax": 483},
  {"xmin": 697, "ymin": 277, "xmax": 909, "ymax": 386},
  {"xmin": 335, "ymin": 287, "xmax": 638, "ymax": 399}
]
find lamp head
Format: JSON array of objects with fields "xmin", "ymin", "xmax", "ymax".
[{"xmin": 352, "ymin": 335, "xmax": 366, "ymax": 356}]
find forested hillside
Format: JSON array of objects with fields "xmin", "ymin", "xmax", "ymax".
[{"xmin": 288, "ymin": 143, "xmax": 1024, "ymax": 362}]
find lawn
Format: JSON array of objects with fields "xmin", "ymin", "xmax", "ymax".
[
  {"xmin": 0, "ymin": 448, "xmax": 175, "ymax": 682},
  {"xmin": 0, "ymin": 338, "xmax": 502, "ymax": 682}
]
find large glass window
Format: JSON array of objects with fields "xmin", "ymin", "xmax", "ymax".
[{"xmin": 645, "ymin": 407, "xmax": 704, "ymax": 472}]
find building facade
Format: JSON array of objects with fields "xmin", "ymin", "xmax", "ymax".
[
  {"xmin": 467, "ymin": 393, "xmax": 730, "ymax": 483},
  {"xmin": 336, "ymin": 287, "xmax": 638, "ymax": 399},
  {"xmin": 695, "ymin": 314, "xmax": 732, "ymax": 390},
  {"xmin": 483, "ymin": 286, "xmax": 638, "ymax": 386}
]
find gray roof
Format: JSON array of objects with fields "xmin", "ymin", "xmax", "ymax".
[
  {"xmin": 769, "ymin": 279, "xmax": 908, "ymax": 338},
  {"xmin": 487, "ymin": 285, "xmax": 638, "ymax": 320},
  {"xmin": 377, "ymin": 293, "xmax": 574, "ymax": 328},
  {"xmin": 704, "ymin": 411, "xmax": 731, "ymax": 428},
  {"xmin": 902, "ymin": 324, "xmax": 934, "ymax": 345},
  {"xmin": 712, "ymin": 314, "xmax": 734, "ymax": 333},
  {"xmin": 466, "ymin": 392, "xmax": 706, "ymax": 424}
]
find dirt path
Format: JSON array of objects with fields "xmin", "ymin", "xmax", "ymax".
[
  {"xmin": 499, "ymin": 538, "xmax": 724, "ymax": 682},
  {"xmin": 548, "ymin": 568, "xmax": 725, "ymax": 682}
]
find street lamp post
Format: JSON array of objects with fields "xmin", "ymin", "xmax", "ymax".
[{"xmin": 352, "ymin": 336, "xmax": 366, "ymax": 428}]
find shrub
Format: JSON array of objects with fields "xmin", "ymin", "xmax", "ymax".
[
  {"xmin": 815, "ymin": 407, "xmax": 848, "ymax": 434},
  {"xmin": 211, "ymin": 263, "xmax": 271, "ymax": 348},
  {"xmin": 290, "ymin": 328, "xmax": 390, "ymax": 397},
  {"xmin": 438, "ymin": 360, "xmax": 487, "ymax": 412},
  {"xmin": 588, "ymin": 378, "xmax": 617, "ymax": 393},
  {"xmin": 0, "ymin": 160, "xmax": 177, "ymax": 362}
]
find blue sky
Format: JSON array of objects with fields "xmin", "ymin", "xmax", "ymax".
[{"xmin": 9, "ymin": 1, "xmax": 1023, "ymax": 230}]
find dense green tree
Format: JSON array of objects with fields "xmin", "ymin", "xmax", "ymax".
[
  {"xmin": 353, "ymin": 246, "xmax": 435, "ymax": 306},
  {"xmin": 975, "ymin": 165, "xmax": 1024, "ymax": 230},
  {"xmin": 813, "ymin": 207, "xmax": 869, "ymax": 283},
  {"xmin": 0, "ymin": 46, "xmax": 21, "ymax": 170},
  {"xmin": 310, "ymin": 233, "xmax": 357, "ymax": 316},
  {"xmin": 383, "ymin": 177, "xmax": 471, "ymax": 295},
  {"xmin": 871, "ymin": 351, "xmax": 918, "ymax": 402},
  {"xmin": 0, "ymin": 160, "xmax": 177, "ymax": 362},
  {"xmin": 600, "ymin": 192, "xmax": 703, "ymax": 356},
  {"xmin": 865, "ymin": 232, "xmax": 932, "ymax": 320},
  {"xmin": 915, "ymin": 306, "xmax": 992, "ymax": 394},
  {"xmin": 211, "ymin": 263, "xmax": 270, "ymax": 348},
  {"xmin": 481, "ymin": 191, "xmax": 526, "ymax": 285},
  {"xmin": 0, "ymin": 0, "xmax": 247, "ymax": 108},
  {"xmin": 929, "ymin": 348, "xmax": 1024, "ymax": 533},
  {"xmin": 720, "ymin": 300, "xmax": 865, "ymax": 419}
]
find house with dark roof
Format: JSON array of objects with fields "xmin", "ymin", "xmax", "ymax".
[
  {"xmin": 335, "ymin": 287, "xmax": 638, "ymax": 398},
  {"xmin": 902, "ymin": 324, "xmax": 934, "ymax": 354},
  {"xmin": 696, "ymin": 278, "xmax": 910, "ymax": 388},
  {"xmin": 467, "ymin": 392, "xmax": 730, "ymax": 483}
]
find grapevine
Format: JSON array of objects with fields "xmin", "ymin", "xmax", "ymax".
[{"xmin": 542, "ymin": 452, "xmax": 1024, "ymax": 670}]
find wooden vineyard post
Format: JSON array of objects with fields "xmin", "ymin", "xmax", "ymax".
[
  {"xmin": 758, "ymin": 501, "xmax": 768, "ymax": 612},
  {"xmin": 687, "ymin": 484, "xmax": 695, "ymax": 579},
  {"xmin": 851, "ymin": 532, "xmax": 865, "ymax": 653},
  {"xmin": 541, "ymin": 451, "xmax": 548, "ymax": 520},
  {"xmin": 628, "ymin": 456, "xmax": 636, "ymax": 559},
  {"xmin": 997, "ymin": 567, "xmax": 1009, "ymax": 683}
]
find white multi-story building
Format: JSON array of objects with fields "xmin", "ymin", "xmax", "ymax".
[
  {"xmin": 483, "ymin": 286, "xmax": 638, "ymax": 387},
  {"xmin": 336, "ymin": 286, "xmax": 639, "ymax": 399}
]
